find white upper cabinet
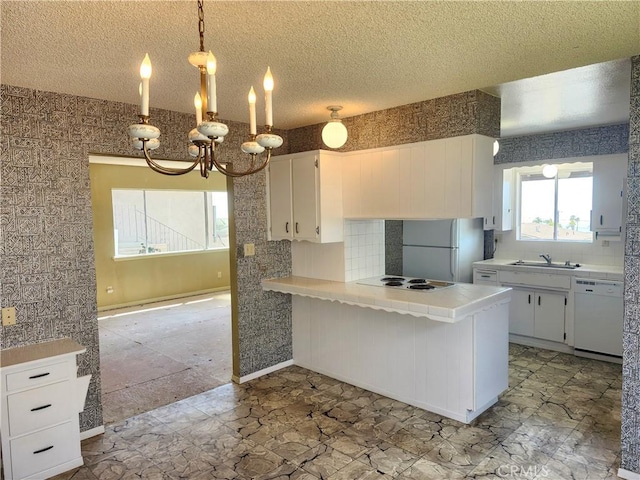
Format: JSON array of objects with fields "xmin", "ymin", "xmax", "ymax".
[
  {"xmin": 268, "ymin": 159, "xmax": 294, "ymax": 240},
  {"xmin": 490, "ymin": 167, "xmax": 514, "ymax": 231},
  {"xmin": 591, "ymin": 154, "xmax": 627, "ymax": 237},
  {"xmin": 267, "ymin": 150, "xmax": 343, "ymax": 243},
  {"xmin": 342, "ymin": 134, "xmax": 495, "ymax": 221}
]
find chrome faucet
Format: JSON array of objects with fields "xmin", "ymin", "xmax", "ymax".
[{"xmin": 539, "ymin": 254, "xmax": 552, "ymax": 265}]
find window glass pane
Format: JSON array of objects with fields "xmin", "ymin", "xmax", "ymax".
[
  {"xmin": 145, "ymin": 190, "xmax": 206, "ymax": 253},
  {"xmin": 112, "ymin": 190, "xmax": 146, "ymax": 256},
  {"xmin": 557, "ymin": 175, "xmax": 592, "ymax": 242},
  {"xmin": 113, "ymin": 189, "xmax": 225, "ymax": 256},
  {"xmin": 520, "ymin": 178, "xmax": 555, "ymax": 240},
  {"xmin": 207, "ymin": 192, "xmax": 229, "ymax": 248}
]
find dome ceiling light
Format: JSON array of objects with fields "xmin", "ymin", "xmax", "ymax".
[{"xmin": 321, "ymin": 106, "xmax": 348, "ymax": 149}]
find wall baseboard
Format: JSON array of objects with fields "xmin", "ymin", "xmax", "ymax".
[
  {"xmin": 97, "ymin": 287, "xmax": 230, "ymax": 312},
  {"xmin": 80, "ymin": 425, "xmax": 105, "ymax": 440},
  {"xmin": 618, "ymin": 468, "xmax": 640, "ymax": 480},
  {"xmin": 232, "ymin": 360, "xmax": 294, "ymax": 384}
]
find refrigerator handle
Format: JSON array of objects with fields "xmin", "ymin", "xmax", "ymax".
[
  {"xmin": 450, "ymin": 219, "xmax": 457, "ymax": 247},
  {"xmin": 450, "ymin": 247, "xmax": 457, "ymax": 278}
]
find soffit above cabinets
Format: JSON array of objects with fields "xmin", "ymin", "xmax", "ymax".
[{"xmin": 484, "ymin": 58, "xmax": 632, "ymax": 138}]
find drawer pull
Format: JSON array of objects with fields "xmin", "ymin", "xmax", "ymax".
[
  {"xmin": 29, "ymin": 372, "xmax": 50, "ymax": 379},
  {"xmin": 30, "ymin": 403, "xmax": 52, "ymax": 412},
  {"xmin": 33, "ymin": 445, "xmax": 54, "ymax": 455}
]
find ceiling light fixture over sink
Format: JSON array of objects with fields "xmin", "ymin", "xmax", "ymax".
[
  {"xmin": 321, "ymin": 106, "xmax": 348, "ymax": 149},
  {"xmin": 127, "ymin": 0, "xmax": 283, "ymax": 178}
]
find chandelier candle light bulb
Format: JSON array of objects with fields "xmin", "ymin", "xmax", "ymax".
[
  {"xmin": 264, "ymin": 67, "xmax": 274, "ymax": 126},
  {"xmin": 248, "ymin": 86, "xmax": 257, "ymax": 135},
  {"xmin": 139, "ymin": 53, "xmax": 152, "ymax": 116},
  {"xmin": 194, "ymin": 93, "xmax": 203, "ymax": 125}
]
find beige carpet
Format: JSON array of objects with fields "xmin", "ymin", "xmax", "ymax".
[{"xmin": 98, "ymin": 292, "xmax": 232, "ymax": 424}]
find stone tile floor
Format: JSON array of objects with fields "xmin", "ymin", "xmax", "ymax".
[
  {"xmin": 55, "ymin": 344, "xmax": 622, "ymax": 479},
  {"xmin": 98, "ymin": 292, "xmax": 232, "ymax": 424}
]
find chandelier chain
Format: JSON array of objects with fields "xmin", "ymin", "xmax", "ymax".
[{"xmin": 198, "ymin": 0, "xmax": 205, "ymax": 52}]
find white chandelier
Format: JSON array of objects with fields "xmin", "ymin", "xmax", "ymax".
[{"xmin": 127, "ymin": 0, "xmax": 283, "ymax": 178}]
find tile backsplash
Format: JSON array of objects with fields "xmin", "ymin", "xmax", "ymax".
[
  {"xmin": 344, "ymin": 220, "xmax": 385, "ymax": 282},
  {"xmin": 494, "ymin": 230, "xmax": 624, "ymax": 266}
]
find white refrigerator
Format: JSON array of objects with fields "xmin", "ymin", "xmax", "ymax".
[{"xmin": 402, "ymin": 218, "xmax": 484, "ymax": 283}]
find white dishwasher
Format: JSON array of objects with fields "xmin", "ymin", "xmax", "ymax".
[{"xmin": 574, "ymin": 278, "xmax": 623, "ymax": 357}]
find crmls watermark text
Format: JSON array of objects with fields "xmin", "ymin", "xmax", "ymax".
[{"xmin": 498, "ymin": 464, "xmax": 550, "ymax": 477}]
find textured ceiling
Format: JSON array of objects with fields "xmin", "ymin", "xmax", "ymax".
[{"xmin": 1, "ymin": 1, "xmax": 639, "ymax": 131}]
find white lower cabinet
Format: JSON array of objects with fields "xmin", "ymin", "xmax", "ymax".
[
  {"xmin": 509, "ymin": 288, "xmax": 566, "ymax": 342},
  {"xmin": 1, "ymin": 339, "xmax": 89, "ymax": 480}
]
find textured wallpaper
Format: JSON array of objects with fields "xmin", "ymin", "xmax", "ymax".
[
  {"xmin": 621, "ymin": 55, "xmax": 640, "ymax": 474},
  {"xmin": 0, "ymin": 84, "xmax": 291, "ymax": 430},
  {"xmin": 287, "ymin": 90, "xmax": 500, "ymax": 153},
  {"xmin": 384, "ymin": 220, "xmax": 403, "ymax": 276},
  {"xmin": 494, "ymin": 123, "xmax": 629, "ymax": 164}
]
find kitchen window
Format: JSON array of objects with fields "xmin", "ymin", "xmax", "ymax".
[
  {"xmin": 111, "ymin": 189, "xmax": 229, "ymax": 257},
  {"xmin": 517, "ymin": 163, "xmax": 593, "ymax": 242}
]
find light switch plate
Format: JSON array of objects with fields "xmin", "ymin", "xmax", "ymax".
[
  {"xmin": 2, "ymin": 307, "xmax": 16, "ymax": 326},
  {"xmin": 243, "ymin": 243, "xmax": 255, "ymax": 257}
]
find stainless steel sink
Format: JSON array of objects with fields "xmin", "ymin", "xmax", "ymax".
[{"xmin": 508, "ymin": 261, "xmax": 580, "ymax": 269}]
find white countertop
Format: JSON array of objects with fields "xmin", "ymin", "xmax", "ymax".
[
  {"xmin": 262, "ymin": 276, "xmax": 511, "ymax": 323},
  {"xmin": 474, "ymin": 259, "xmax": 623, "ymax": 281},
  {"xmin": 1, "ymin": 338, "xmax": 86, "ymax": 368}
]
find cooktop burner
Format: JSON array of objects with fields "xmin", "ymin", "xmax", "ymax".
[
  {"xmin": 382, "ymin": 277, "xmax": 405, "ymax": 282},
  {"xmin": 408, "ymin": 284, "xmax": 435, "ymax": 290},
  {"xmin": 355, "ymin": 276, "xmax": 454, "ymax": 291}
]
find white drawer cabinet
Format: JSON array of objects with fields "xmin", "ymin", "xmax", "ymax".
[
  {"xmin": 10, "ymin": 422, "xmax": 79, "ymax": 480},
  {"xmin": 1, "ymin": 339, "xmax": 88, "ymax": 480}
]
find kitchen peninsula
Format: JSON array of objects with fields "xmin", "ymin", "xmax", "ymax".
[{"xmin": 262, "ymin": 276, "xmax": 511, "ymax": 423}]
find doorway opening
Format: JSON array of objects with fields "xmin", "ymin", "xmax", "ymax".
[{"xmin": 89, "ymin": 156, "xmax": 234, "ymax": 424}]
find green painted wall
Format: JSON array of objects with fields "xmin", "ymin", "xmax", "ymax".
[{"xmin": 90, "ymin": 161, "xmax": 230, "ymax": 310}]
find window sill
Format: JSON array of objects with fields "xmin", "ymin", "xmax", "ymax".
[{"xmin": 113, "ymin": 248, "xmax": 229, "ymax": 261}]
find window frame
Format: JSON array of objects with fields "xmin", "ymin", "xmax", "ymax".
[{"xmin": 515, "ymin": 162, "xmax": 593, "ymax": 243}]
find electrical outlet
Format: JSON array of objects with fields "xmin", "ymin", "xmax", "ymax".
[
  {"xmin": 243, "ymin": 243, "xmax": 255, "ymax": 257},
  {"xmin": 217, "ymin": 272, "xmax": 222, "ymax": 278},
  {"xmin": 106, "ymin": 286, "xmax": 114, "ymax": 294},
  {"xmin": 2, "ymin": 307, "xmax": 16, "ymax": 326}
]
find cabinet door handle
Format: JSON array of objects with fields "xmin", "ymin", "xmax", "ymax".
[
  {"xmin": 295, "ymin": 222, "xmax": 299, "ymax": 234},
  {"xmin": 33, "ymin": 445, "xmax": 54, "ymax": 455},
  {"xmin": 29, "ymin": 372, "xmax": 50, "ymax": 380},
  {"xmin": 528, "ymin": 294, "xmax": 531, "ymax": 304},
  {"xmin": 493, "ymin": 216, "xmax": 496, "ymax": 224},
  {"xmin": 31, "ymin": 404, "xmax": 52, "ymax": 412},
  {"xmin": 538, "ymin": 296, "xmax": 541, "ymax": 306},
  {"xmin": 285, "ymin": 222, "xmax": 289, "ymax": 233},
  {"xmin": 600, "ymin": 214, "xmax": 603, "ymax": 225},
  {"xmin": 481, "ymin": 275, "xmax": 490, "ymax": 278}
]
